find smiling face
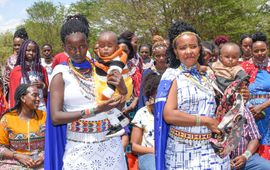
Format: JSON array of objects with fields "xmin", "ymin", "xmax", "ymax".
[
  {"xmin": 25, "ymin": 43, "xmax": 37, "ymax": 62},
  {"xmin": 64, "ymin": 32, "xmax": 88, "ymax": 64},
  {"xmin": 252, "ymin": 41, "xmax": 268, "ymax": 64},
  {"xmin": 21, "ymin": 86, "xmax": 40, "ymax": 110},
  {"xmin": 173, "ymin": 34, "xmax": 201, "ymax": 68}
]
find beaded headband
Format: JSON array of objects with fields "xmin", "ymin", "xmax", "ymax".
[{"xmin": 173, "ymin": 31, "xmax": 201, "ymax": 45}]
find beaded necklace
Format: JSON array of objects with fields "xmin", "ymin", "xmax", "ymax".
[
  {"xmin": 68, "ymin": 58, "xmax": 95, "ymax": 101},
  {"xmin": 178, "ymin": 64, "xmax": 214, "ymax": 95}
]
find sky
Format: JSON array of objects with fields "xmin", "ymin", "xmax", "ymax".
[{"xmin": 0, "ymin": 0, "xmax": 77, "ymax": 33}]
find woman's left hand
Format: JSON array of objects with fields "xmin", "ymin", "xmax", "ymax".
[
  {"xmin": 249, "ymin": 105, "xmax": 264, "ymax": 120},
  {"xmin": 33, "ymin": 155, "xmax": 44, "ymax": 167},
  {"xmin": 107, "ymin": 70, "xmax": 127, "ymax": 96}
]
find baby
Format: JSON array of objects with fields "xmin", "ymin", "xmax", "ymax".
[
  {"xmin": 96, "ymin": 31, "xmax": 128, "ymax": 100},
  {"xmin": 211, "ymin": 42, "xmax": 249, "ymax": 92},
  {"xmin": 95, "ymin": 31, "xmax": 130, "ymax": 138},
  {"xmin": 210, "ymin": 42, "xmax": 250, "ymax": 156}
]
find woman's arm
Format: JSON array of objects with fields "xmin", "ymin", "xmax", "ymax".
[
  {"xmin": 130, "ymin": 126, "xmax": 154, "ymax": 155},
  {"xmin": 163, "ymin": 80, "xmax": 220, "ymax": 133},
  {"xmin": 50, "ymin": 73, "xmax": 122, "ymax": 125},
  {"xmin": 121, "ymin": 134, "xmax": 129, "ymax": 149}
]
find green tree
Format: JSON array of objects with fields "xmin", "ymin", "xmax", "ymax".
[
  {"xmin": 24, "ymin": 1, "xmax": 66, "ymax": 54},
  {"xmin": 70, "ymin": 0, "xmax": 270, "ymax": 44},
  {"xmin": 0, "ymin": 31, "xmax": 13, "ymax": 66}
]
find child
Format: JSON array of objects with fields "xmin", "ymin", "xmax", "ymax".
[
  {"xmin": 131, "ymin": 71, "xmax": 161, "ymax": 170},
  {"xmin": 41, "ymin": 44, "xmax": 53, "ymax": 82},
  {"xmin": 95, "ymin": 31, "xmax": 128, "ymax": 100},
  {"xmin": 95, "ymin": 31, "xmax": 131, "ymax": 137},
  {"xmin": 209, "ymin": 42, "xmax": 250, "ymax": 156}
]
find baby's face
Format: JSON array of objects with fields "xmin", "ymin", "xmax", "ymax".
[
  {"xmin": 220, "ymin": 46, "xmax": 240, "ymax": 67},
  {"xmin": 98, "ymin": 35, "xmax": 118, "ymax": 57}
]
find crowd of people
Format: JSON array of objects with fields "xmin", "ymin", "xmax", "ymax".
[{"xmin": 0, "ymin": 13, "xmax": 270, "ymax": 170}]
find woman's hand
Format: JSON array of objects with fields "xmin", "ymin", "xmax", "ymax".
[
  {"xmin": 107, "ymin": 70, "xmax": 127, "ymax": 96},
  {"xmin": 239, "ymin": 86, "xmax": 250, "ymax": 101},
  {"xmin": 96, "ymin": 96, "xmax": 122, "ymax": 113},
  {"xmin": 14, "ymin": 153, "xmax": 36, "ymax": 168},
  {"xmin": 122, "ymin": 97, "xmax": 138, "ymax": 114},
  {"xmin": 33, "ymin": 154, "xmax": 44, "ymax": 168},
  {"xmin": 231, "ymin": 155, "xmax": 247, "ymax": 169},
  {"xmin": 202, "ymin": 117, "xmax": 220, "ymax": 134},
  {"xmin": 249, "ymin": 105, "xmax": 265, "ymax": 120}
]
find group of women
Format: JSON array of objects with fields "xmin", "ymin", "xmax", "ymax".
[{"xmin": 0, "ymin": 13, "xmax": 269, "ymax": 170}]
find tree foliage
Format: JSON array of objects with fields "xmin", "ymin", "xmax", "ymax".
[
  {"xmin": 24, "ymin": 1, "xmax": 66, "ymax": 54},
  {"xmin": 70, "ymin": 0, "xmax": 270, "ymax": 43},
  {"xmin": 0, "ymin": 0, "xmax": 269, "ymax": 66}
]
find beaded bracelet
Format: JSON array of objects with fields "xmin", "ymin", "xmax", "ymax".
[
  {"xmin": 195, "ymin": 115, "xmax": 201, "ymax": 126},
  {"xmin": 81, "ymin": 107, "xmax": 95, "ymax": 118}
]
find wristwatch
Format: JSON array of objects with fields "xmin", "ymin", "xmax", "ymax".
[{"xmin": 242, "ymin": 150, "xmax": 252, "ymax": 160}]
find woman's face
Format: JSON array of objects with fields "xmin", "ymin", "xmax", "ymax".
[
  {"xmin": 203, "ymin": 51, "xmax": 211, "ymax": 66},
  {"xmin": 25, "ymin": 43, "xmax": 37, "ymax": 62},
  {"xmin": 252, "ymin": 41, "xmax": 268, "ymax": 64},
  {"xmin": 64, "ymin": 32, "xmax": 88, "ymax": 63},
  {"xmin": 13, "ymin": 37, "xmax": 24, "ymax": 55},
  {"xmin": 173, "ymin": 34, "xmax": 201, "ymax": 68},
  {"xmin": 153, "ymin": 47, "xmax": 167, "ymax": 70},
  {"xmin": 139, "ymin": 46, "xmax": 150, "ymax": 60},
  {"xmin": 241, "ymin": 37, "xmax": 252, "ymax": 59},
  {"xmin": 21, "ymin": 86, "xmax": 40, "ymax": 110}
]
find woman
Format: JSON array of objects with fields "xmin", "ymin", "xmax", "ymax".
[
  {"xmin": 138, "ymin": 35, "xmax": 168, "ymax": 110},
  {"xmin": 0, "ymin": 84, "xmax": 46, "ymax": 169},
  {"xmin": 241, "ymin": 32, "xmax": 270, "ymax": 160},
  {"xmin": 3, "ymin": 28, "xmax": 28, "ymax": 101},
  {"xmin": 138, "ymin": 44, "xmax": 154, "ymax": 70},
  {"xmin": 154, "ymin": 21, "xmax": 230, "ymax": 169},
  {"xmin": 239, "ymin": 34, "xmax": 253, "ymax": 62},
  {"xmin": 131, "ymin": 72, "xmax": 161, "ymax": 170},
  {"xmin": 45, "ymin": 15, "xmax": 128, "ymax": 169},
  {"xmin": 9, "ymin": 40, "xmax": 48, "ymax": 112}
]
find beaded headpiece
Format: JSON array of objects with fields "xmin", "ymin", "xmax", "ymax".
[{"xmin": 173, "ymin": 31, "xmax": 201, "ymax": 46}]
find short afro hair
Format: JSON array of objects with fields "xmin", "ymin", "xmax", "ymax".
[
  {"xmin": 240, "ymin": 34, "xmax": 252, "ymax": 45},
  {"xmin": 143, "ymin": 71, "xmax": 161, "ymax": 101},
  {"xmin": 252, "ymin": 32, "xmax": 268, "ymax": 45}
]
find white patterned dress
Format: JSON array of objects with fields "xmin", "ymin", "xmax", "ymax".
[
  {"xmin": 51, "ymin": 64, "xmax": 127, "ymax": 170},
  {"xmin": 164, "ymin": 65, "xmax": 230, "ymax": 170}
]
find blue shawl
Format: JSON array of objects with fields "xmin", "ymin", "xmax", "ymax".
[
  {"xmin": 44, "ymin": 92, "xmax": 67, "ymax": 170},
  {"xmin": 154, "ymin": 68, "xmax": 176, "ymax": 170}
]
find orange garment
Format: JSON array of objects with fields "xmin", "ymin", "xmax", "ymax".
[
  {"xmin": 0, "ymin": 109, "xmax": 46, "ymax": 155},
  {"xmin": 95, "ymin": 47, "xmax": 127, "ymax": 73}
]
